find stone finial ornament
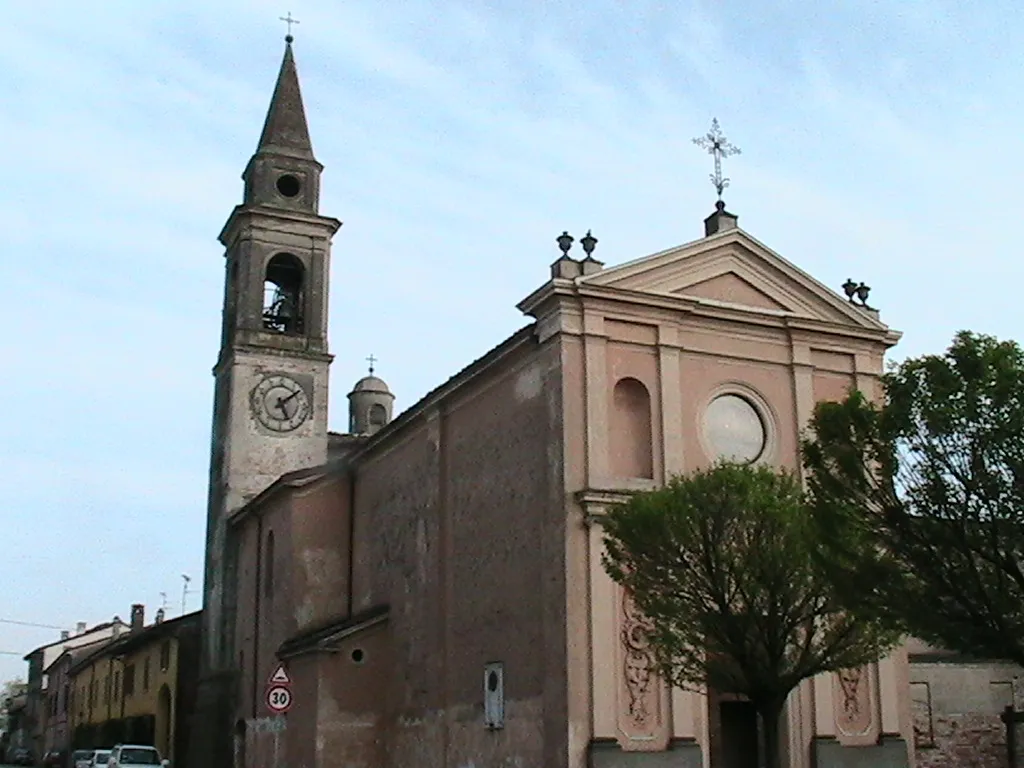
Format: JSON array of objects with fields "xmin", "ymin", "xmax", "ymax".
[
  {"xmin": 580, "ymin": 230, "xmax": 598, "ymax": 257},
  {"xmin": 842, "ymin": 278, "xmax": 873, "ymax": 308},
  {"xmin": 557, "ymin": 231, "xmax": 574, "ymax": 256}
]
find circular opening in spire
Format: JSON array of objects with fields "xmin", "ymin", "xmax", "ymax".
[{"xmin": 276, "ymin": 174, "xmax": 301, "ymax": 198}]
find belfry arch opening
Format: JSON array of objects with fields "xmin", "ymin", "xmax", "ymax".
[{"xmin": 262, "ymin": 253, "xmax": 305, "ymax": 334}]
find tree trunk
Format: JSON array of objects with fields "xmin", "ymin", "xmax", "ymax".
[{"xmin": 758, "ymin": 700, "xmax": 785, "ymax": 768}]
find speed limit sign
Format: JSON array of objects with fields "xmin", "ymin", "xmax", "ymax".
[{"xmin": 266, "ymin": 684, "xmax": 293, "ymax": 714}]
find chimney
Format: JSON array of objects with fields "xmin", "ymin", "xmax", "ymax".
[
  {"xmin": 155, "ymin": 609, "xmax": 165, "ymax": 624},
  {"xmin": 130, "ymin": 604, "xmax": 145, "ymax": 633},
  {"xmin": 76, "ymin": 622, "xmax": 87, "ymax": 635},
  {"xmin": 704, "ymin": 200, "xmax": 738, "ymax": 236},
  {"xmin": 60, "ymin": 630, "xmax": 70, "ymax": 641}
]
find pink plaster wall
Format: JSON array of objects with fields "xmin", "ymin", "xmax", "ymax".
[
  {"xmin": 680, "ymin": 345, "xmax": 799, "ymax": 471},
  {"xmin": 290, "ymin": 476, "xmax": 352, "ymax": 633},
  {"xmin": 606, "ymin": 344, "xmax": 660, "ymax": 481}
]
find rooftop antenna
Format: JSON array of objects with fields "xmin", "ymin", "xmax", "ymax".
[{"xmin": 181, "ymin": 574, "xmax": 192, "ymax": 615}]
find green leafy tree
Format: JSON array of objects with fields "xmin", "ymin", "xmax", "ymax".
[
  {"xmin": 2, "ymin": 677, "xmax": 25, "ymax": 705},
  {"xmin": 602, "ymin": 464, "xmax": 899, "ymax": 768},
  {"xmin": 803, "ymin": 330, "xmax": 1024, "ymax": 664}
]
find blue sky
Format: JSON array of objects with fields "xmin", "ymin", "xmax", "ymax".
[{"xmin": 2, "ymin": 0, "xmax": 1023, "ymax": 681}]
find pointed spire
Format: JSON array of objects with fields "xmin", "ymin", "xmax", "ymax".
[{"xmin": 256, "ymin": 40, "xmax": 314, "ymax": 159}]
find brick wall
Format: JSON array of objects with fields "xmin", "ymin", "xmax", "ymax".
[{"xmin": 910, "ymin": 654, "xmax": 1022, "ymax": 767}]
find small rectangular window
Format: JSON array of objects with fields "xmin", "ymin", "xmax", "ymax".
[
  {"xmin": 160, "ymin": 641, "xmax": 171, "ymax": 671},
  {"xmin": 124, "ymin": 665, "xmax": 135, "ymax": 697},
  {"xmin": 483, "ymin": 662, "xmax": 505, "ymax": 730},
  {"xmin": 265, "ymin": 531, "xmax": 276, "ymax": 598},
  {"xmin": 143, "ymin": 657, "xmax": 150, "ymax": 691}
]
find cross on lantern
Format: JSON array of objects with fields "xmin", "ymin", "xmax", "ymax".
[{"xmin": 279, "ymin": 11, "xmax": 300, "ymax": 42}]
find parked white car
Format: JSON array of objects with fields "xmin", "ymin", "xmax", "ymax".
[
  {"xmin": 89, "ymin": 750, "xmax": 111, "ymax": 768},
  {"xmin": 107, "ymin": 745, "xmax": 168, "ymax": 768}
]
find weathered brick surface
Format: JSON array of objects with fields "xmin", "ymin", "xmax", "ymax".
[
  {"xmin": 913, "ymin": 713, "xmax": 1006, "ymax": 768},
  {"xmin": 346, "ymin": 333, "xmax": 565, "ymax": 768},
  {"xmin": 910, "ymin": 654, "xmax": 1022, "ymax": 768}
]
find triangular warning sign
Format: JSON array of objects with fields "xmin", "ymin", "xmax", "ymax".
[{"xmin": 268, "ymin": 664, "xmax": 291, "ymax": 685}]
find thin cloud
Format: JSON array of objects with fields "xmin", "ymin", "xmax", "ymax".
[{"xmin": 2, "ymin": 0, "xmax": 1024, "ymax": 683}]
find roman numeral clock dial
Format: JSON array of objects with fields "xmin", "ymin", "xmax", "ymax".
[{"xmin": 252, "ymin": 374, "xmax": 311, "ymax": 432}]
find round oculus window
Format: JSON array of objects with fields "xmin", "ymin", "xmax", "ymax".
[
  {"xmin": 703, "ymin": 394, "xmax": 766, "ymax": 464},
  {"xmin": 276, "ymin": 174, "xmax": 301, "ymax": 198}
]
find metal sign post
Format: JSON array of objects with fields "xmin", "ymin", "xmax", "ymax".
[{"xmin": 265, "ymin": 663, "xmax": 293, "ymax": 715}]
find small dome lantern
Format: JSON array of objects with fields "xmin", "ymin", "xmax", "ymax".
[{"xmin": 347, "ymin": 355, "xmax": 395, "ymax": 436}]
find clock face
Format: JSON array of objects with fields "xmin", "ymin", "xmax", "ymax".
[{"xmin": 252, "ymin": 374, "xmax": 311, "ymax": 433}]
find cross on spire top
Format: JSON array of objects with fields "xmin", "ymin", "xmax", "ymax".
[
  {"xmin": 279, "ymin": 11, "xmax": 300, "ymax": 43},
  {"xmin": 692, "ymin": 118, "xmax": 741, "ymax": 204},
  {"xmin": 366, "ymin": 354, "xmax": 377, "ymax": 375}
]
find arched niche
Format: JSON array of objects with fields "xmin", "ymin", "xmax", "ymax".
[
  {"xmin": 368, "ymin": 403, "xmax": 388, "ymax": 431},
  {"xmin": 610, "ymin": 377, "xmax": 654, "ymax": 480},
  {"xmin": 262, "ymin": 253, "xmax": 305, "ymax": 334}
]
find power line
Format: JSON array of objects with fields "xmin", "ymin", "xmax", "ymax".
[{"xmin": 0, "ymin": 619, "xmax": 65, "ymax": 630}]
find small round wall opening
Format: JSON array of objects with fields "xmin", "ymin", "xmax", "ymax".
[
  {"xmin": 351, "ymin": 648, "xmax": 365, "ymax": 664},
  {"xmin": 487, "ymin": 670, "xmax": 499, "ymax": 692},
  {"xmin": 276, "ymin": 174, "xmax": 301, "ymax": 198}
]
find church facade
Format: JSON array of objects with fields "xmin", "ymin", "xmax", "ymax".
[{"xmin": 193, "ymin": 39, "xmax": 916, "ymax": 768}]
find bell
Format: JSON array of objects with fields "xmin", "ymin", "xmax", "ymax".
[{"xmin": 275, "ymin": 294, "xmax": 295, "ymax": 320}]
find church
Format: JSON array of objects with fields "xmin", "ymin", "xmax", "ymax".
[{"xmin": 188, "ymin": 36, "xmax": 917, "ymax": 768}]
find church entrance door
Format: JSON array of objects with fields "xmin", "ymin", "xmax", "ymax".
[{"xmin": 719, "ymin": 700, "xmax": 759, "ymax": 768}]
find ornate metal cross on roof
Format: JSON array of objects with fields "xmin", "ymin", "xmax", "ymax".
[
  {"xmin": 366, "ymin": 354, "xmax": 378, "ymax": 375},
  {"xmin": 279, "ymin": 11, "xmax": 300, "ymax": 42},
  {"xmin": 692, "ymin": 118, "xmax": 741, "ymax": 203}
]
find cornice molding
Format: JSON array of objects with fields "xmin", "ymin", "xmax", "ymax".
[
  {"xmin": 219, "ymin": 204, "xmax": 342, "ymax": 248},
  {"xmin": 520, "ymin": 278, "xmax": 899, "ymax": 349}
]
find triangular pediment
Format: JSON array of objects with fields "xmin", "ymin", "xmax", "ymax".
[
  {"xmin": 580, "ymin": 229, "xmax": 886, "ymax": 329},
  {"xmin": 676, "ymin": 272, "xmax": 789, "ymax": 311}
]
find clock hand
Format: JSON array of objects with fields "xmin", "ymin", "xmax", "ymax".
[{"xmin": 273, "ymin": 388, "xmax": 303, "ymax": 418}]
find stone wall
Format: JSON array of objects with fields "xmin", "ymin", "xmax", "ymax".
[{"xmin": 909, "ymin": 646, "xmax": 1021, "ymax": 768}]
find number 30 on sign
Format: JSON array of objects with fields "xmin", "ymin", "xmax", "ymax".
[{"xmin": 266, "ymin": 684, "xmax": 293, "ymax": 714}]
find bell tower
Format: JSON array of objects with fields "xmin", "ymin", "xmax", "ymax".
[{"xmin": 191, "ymin": 36, "xmax": 339, "ymax": 768}]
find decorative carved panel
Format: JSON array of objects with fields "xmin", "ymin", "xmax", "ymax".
[
  {"xmin": 615, "ymin": 586, "xmax": 670, "ymax": 750},
  {"xmin": 832, "ymin": 663, "xmax": 880, "ymax": 746}
]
